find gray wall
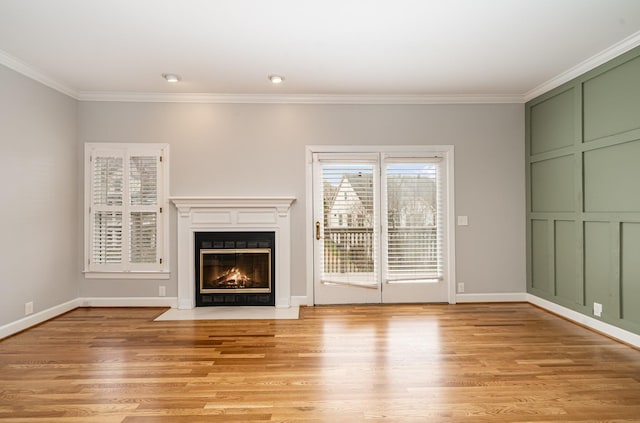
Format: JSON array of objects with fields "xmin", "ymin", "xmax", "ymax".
[
  {"xmin": 77, "ymin": 102, "xmax": 526, "ymax": 300},
  {"xmin": 0, "ymin": 65, "xmax": 78, "ymax": 326},
  {"xmin": 526, "ymin": 45, "xmax": 640, "ymax": 336},
  {"xmin": 0, "ymin": 59, "xmax": 526, "ymax": 329}
]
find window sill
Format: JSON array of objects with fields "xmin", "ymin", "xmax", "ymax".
[{"xmin": 83, "ymin": 271, "xmax": 171, "ymax": 280}]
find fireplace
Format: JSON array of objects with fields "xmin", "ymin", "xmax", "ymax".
[
  {"xmin": 195, "ymin": 231, "xmax": 276, "ymax": 306},
  {"xmin": 200, "ymin": 250, "xmax": 271, "ymax": 292},
  {"xmin": 170, "ymin": 196, "xmax": 295, "ymax": 309}
]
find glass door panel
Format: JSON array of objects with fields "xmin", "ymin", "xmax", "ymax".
[{"xmin": 313, "ymin": 158, "xmax": 381, "ymax": 304}]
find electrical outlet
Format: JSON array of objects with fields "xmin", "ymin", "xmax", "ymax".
[
  {"xmin": 458, "ymin": 283, "xmax": 465, "ymax": 293},
  {"xmin": 159, "ymin": 285, "xmax": 166, "ymax": 297},
  {"xmin": 25, "ymin": 302, "xmax": 33, "ymax": 316},
  {"xmin": 593, "ymin": 302, "xmax": 602, "ymax": 317}
]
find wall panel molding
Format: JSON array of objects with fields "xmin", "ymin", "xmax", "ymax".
[{"xmin": 526, "ymin": 45, "xmax": 640, "ymax": 336}]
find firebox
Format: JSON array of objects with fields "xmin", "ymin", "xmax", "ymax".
[{"xmin": 195, "ymin": 232, "xmax": 275, "ymax": 306}]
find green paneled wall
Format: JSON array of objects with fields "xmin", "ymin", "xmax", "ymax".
[
  {"xmin": 584, "ymin": 140, "xmax": 640, "ymax": 212},
  {"xmin": 531, "ymin": 220, "xmax": 550, "ymax": 293},
  {"xmin": 530, "ymin": 89, "xmax": 575, "ymax": 154},
  {"xmin": 526, "ymin": 45, "xmax": 640, "ymax": 335},
  {"xmin": 583, "ymin": 55, "xmax": 640, "ymax": 141},
  {"xmin": 621, "ymin": 222, "xmax": 640, "ymax": 326},
  {"xmin": 554, "ymin": 220, "xmax": 577, "ymax": 303},
  {"xmin": 584, "ymin": 222, "xmax": 612, "ymax": 313},
  {"xmin": 530, "ymin": 155, "xmax": 574, "ymax": 212}
]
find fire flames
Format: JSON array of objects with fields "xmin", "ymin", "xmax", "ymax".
[{"xmin": 212, "ymin": 267, "xmax": 251, "ymax": 288}]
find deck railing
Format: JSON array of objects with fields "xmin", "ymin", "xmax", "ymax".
[{"xmin": 323, "ymin": 227, "xmax": 437, "ymax": 273}]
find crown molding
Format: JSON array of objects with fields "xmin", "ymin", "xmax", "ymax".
[
  {"xmin": 77, "ymin": 91, "xmax": 524, "ymax": 104},
  {"xmin": 0, "ymin": 48, "xmax": 522, "ymax": 104},
  {"xmin": 524, "ymin": 30, "xmax": 640, "ymax": 102},
  {"xmin": 0, "ymin": 49, "xmax": 79, "ymax": 99},
  {"xmin": 4, "ymin": 29, "xmax": 640, "ymax": 106}
]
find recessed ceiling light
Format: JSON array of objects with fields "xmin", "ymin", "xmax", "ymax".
[
  {"xmin": 268, "ymin": 74, "xmax": 285, "ymax": 84},
  {"xmin": 162, "ymin": 73, "xmax": 181, "ymax": 83}
]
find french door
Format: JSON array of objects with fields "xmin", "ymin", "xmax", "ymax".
[{"xmin": 312, "ymin": 150, "xmax": 452, "ymax": 304}]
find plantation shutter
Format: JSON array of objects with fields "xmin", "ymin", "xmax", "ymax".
[
  {"xmin": 88, "ymin": 146, "xmax": 164, "ymax": 272},
  {"xmin": 319, "ymin": 160, "xmax": 379, "ymax": 287},
  {"xmin": 129, "ymin": 155, "xmax": 159, "ymax": 265},
  {"xmin": 91, "ymin": 153, "xmax": 124, "ymax": 266},
  {"xmin": 383, "ymin": 158, "xmax": 443, "ymax": 283}
]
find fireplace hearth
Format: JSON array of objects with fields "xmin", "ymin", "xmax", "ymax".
[{"xmin": 195, "ymin": 232, "xmax": 275, "ymax": 306}]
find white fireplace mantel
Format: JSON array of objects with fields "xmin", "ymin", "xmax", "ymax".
[{"xmin": 170, "ymin": 196, "xmax": 296, "ymax": 309}]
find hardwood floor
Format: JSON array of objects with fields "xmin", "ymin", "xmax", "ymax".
[{"xmin": 1, "ymin": 303, "xmax": 639, "ymax": 422}]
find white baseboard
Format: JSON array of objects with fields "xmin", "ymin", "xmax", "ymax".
[
  {"xmin": 0, "ymin": 298, "xmax": 82, "ymax": 340},
  {"xmin": 178, "ymin": 299, "xmax": 194, "ymax": 309},
  {"xmin": 456, "ymin": 292, "xmax": 528, "ymax": 303},
  {"xmin": 527, "ymin": 294, "xmax": 640, "ymax": 348},
  {"xmin": 290, "ymin": 296, "xmax": 309, "ymax": 307},
  {"xmin": 80, "ymin": 297, "xmax": 178, "ymax": 308}
]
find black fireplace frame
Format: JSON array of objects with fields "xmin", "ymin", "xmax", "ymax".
[{"xmin": 194, "ymin": 231, "xmax": 276, "ymax": 306}]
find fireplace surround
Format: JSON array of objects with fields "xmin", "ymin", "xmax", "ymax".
[
  {"xmin": 170, "ymin": 196, "xmax": 295, "ymax": 309},
  {"xmin": 195, "ymin": 231, "xmax": 275, "ymax": 306}
]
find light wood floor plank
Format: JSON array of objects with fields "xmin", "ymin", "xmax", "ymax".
[{"xmin": 1, "ymin": 304, "xmax": 639, "ymax": 422}]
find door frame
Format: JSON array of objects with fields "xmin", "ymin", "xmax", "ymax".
[{"xmin": 305, "ymin": 145, "xmax": 457, "ymax": 306}]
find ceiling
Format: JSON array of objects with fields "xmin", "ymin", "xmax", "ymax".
[{"xmin": 1, "ymin": 0, "xmax": 640, "ymax": 103}]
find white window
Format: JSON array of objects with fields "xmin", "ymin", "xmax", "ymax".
[{"xmin": 84, "ymin": 143, "xmax": 170, "ymax": 278}]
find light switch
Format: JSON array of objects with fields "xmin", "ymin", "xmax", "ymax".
[{"xmin": 457, "ymin": 216, "xmax": 469, "ymax": 226}]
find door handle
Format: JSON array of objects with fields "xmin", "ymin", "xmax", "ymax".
[{"xmin": 315, "ymin": 221, "xmax": 321, "ymax": 240}]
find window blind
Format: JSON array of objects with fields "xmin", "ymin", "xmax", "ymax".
[
  {"xmin": 384, "ymin": 160, "xmax": 443, "ymax": 283},
  {"xmin": 320, "ymin": 163, "xmax": 378, "ymax": 287}
]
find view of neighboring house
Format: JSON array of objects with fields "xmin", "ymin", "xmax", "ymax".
[
  {"xmin": 325, "ymin": 171, "xmax": 437, "ymax": 230},
  {"xmin": 326, "ymin": 172, "xmax": 373, "ymax": 228}
]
